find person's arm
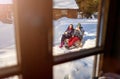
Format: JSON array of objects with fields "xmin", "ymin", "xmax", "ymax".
[
  {"xmin": 63, "ymin": 28, "xmax": 68, "ymax": 34},
  {"xmin": 81, "ymin": 28, "xmax": 85, "ymax": 35}
]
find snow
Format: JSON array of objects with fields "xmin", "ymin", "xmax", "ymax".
[
  {"xmin": 53, "ymin": 17, "xmax": 98, "ymax": 79},
  {"xmin": 53, "ymin": 17, "xmax": 97, "ymax": 55},
  {"xmin": 0, "ymin": 22, "xmax": 17, "ymax": 68},
  {"xmin": 53, "ymin": 0, "xmax": 79, "ymax": 9},
  {"xmin": 0, "ymin": 15, "xmax": 98, "ymax": 79},
  {"xmin": 0, "ymin": 45, "xmax": 17, "ymax": 68},
  {"xmin": 0, "ymin": 0, "xmax": 12, "ymax": 4},
  {"xmin": 54, "ymin": 56, "xmax": 95, "ymax": 79}
]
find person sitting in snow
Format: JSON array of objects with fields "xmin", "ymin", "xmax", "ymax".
[
  {"xmin": 59, "ymin": 24, "xmax": 74, "ymax": 48},
  {"xmin": 67, "ymin": 23, "xmax": 84, "ymax": 48}
]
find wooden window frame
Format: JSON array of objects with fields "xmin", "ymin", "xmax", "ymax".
[
  {"xmin": 53, "ymin": 0, "xmax": 110, "ymax": 78},
  {"xmin": 0, "ymin": 0, "xmax": 115, "ymax": 79}
]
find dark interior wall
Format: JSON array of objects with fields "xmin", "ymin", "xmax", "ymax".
[
  {"xmin": 111, "ymin": 2, "xmax": 120, "ymax": 59},
  {"xmin": 102, "ymin": 0, "xmax": 120, "ymax": 74}
]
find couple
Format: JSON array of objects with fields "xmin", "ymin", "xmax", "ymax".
[{"xmin": 59, "ymin": 23, "xmax": 84, "ymax": 48}]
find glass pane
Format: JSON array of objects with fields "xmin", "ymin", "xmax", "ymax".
[
  {"xmin": 0, "ymin": 0, "xmax": 17, "ymax": 68},
  {"xmin": 53, "ymin": 56, "xmax": 95, "ymax": 79},
  {"xmin": 53, "ymin": 0, "xmax": 100, "ymax": 55}
]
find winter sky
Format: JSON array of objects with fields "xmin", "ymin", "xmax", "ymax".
[{"xmin": 0, "ymin": 0, "xmax": 12, "ymax": 4}]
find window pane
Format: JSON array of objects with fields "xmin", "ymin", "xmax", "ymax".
[
  {"xmin": 53, "ymin": 56, "xmax": 95, "ymax": 79},
  {"xmin": 53, "ymin": 0, "xmax": 100, "ymax": 55},
  {"xmin": 0, "ymin": 0, "xmax": 18, "ymax": 68}
]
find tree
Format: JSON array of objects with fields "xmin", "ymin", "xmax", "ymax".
[{"xmin": 76, "ymin": 0, "xmax": 99, "ymax": 18}]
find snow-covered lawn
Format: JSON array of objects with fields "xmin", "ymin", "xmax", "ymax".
[
  {"xmin": 53, "ymin": 17, "xmax": 98, "ymax": 79},
  {"xmin": 53, "ymin": 17, "xmax": 97, "ymax": 55},
  {"xmin": 0, "ymin": 22, "xmax": 17, "ymax": 68},
  {"xmin": 0, "ymin": 45, "xmax": 17, "ymax": 68},
  {"xmin": 54, "ymin": 56, "xmax": 95, "ymax": 79},
  {"xmin": 0, "ymin": 16, "xmax": 98, "ymax": 79}
]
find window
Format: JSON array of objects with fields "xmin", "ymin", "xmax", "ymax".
[
  {"xmin": 53, "ymin": 56, "xmax": 95, "ymax": 79},
  {"xmin": 0, "ymin": 0, "xmax": 18, "ymax": 68},
  {"xmin": 52, "ymin": 0, "xmax": 110, "ymax": 78},
  {"xmin": 0, "ymin": 0, "xmax": 113, "ymax": 79},
  {"xmin": 0, "ymin": 0, "xmax": 20, "ymax": 78},
  {"xmin": 53, "ymin": 0, "xmax": 102, "ymax": 56}
]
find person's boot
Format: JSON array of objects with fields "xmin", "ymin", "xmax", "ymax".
[{"xmin": 59, "ymin": 42, "xmax": 64, "ymax": 48}]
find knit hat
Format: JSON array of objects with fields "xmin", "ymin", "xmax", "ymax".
[{"xmin": 77, "ymin": 23, "xmax": 82, "ymax": 28}]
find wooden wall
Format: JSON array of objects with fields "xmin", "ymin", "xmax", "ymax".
[{"xmin": 53, "ymin": 9, "xmax": 78, "ymax": 20}]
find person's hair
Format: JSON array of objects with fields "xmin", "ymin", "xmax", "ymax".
[{"xmin": 66, "ymin": 24, "xmax": 74, "ymax": 30}]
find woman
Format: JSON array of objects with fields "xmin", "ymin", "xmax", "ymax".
[{"xmin": 59, "ymin": 24, "xmax": 74, "ymax": 48}]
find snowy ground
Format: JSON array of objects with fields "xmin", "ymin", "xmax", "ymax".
[
  {"xmin": 53, "ymin": 17, "xmax": 98, "ymax": 79},
  {"xmin": 53, "ymin": 17, "xmax": 97, "ymax": 56},
  {"xmin": 0, "ymin": 22, "xmax": 18, "ymax": 79},
  {"xmin": 0, "ymin": 45, "xmax": 17, "ymax": 68},
  {"xmin": 54, "ymin": 56, "xmax": 95, "ymax": 79},
  {"xmin": 0, "ymin": 17, "xmax": 98, "ymax": 79},
  {"xmin": 0, "ymin": 22, "xmax": 17, "ymax": 68}
]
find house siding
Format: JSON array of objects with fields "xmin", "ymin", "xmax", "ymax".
[
  {"xmin": 53, "ymin": 9, "xmax": 78, "ymax": 20},
  {"xmin": 0, "ymin": 4, "xmax": 13, "ymax": 23}
]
